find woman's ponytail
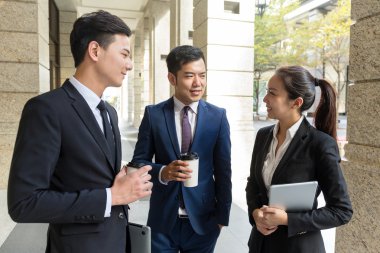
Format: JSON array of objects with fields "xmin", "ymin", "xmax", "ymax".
[{"xmin": 314, "ymin": 78, "xmax": 337, "ymax": 140}]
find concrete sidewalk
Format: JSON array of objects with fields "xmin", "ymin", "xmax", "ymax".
[
  {"xmin": 0, "ymin": 121, "xmax": 252, "ymax": 253},
  {"xmin": 0, "ymin": 199, "xmax": 250, "ymax": 253},
  {"xmin": 1, "ymin": 116, "xmax": 345, "ymax": 252}
]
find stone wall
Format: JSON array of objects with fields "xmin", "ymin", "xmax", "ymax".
[
  {"xmin": 59, "ymin": 11, "xmax": 76, "ymax": 84},
  {"xmin": 0, "ymin": 0, "xmax": 49, "ymax": 188},
  {"xmin": 335, "ymin": 0, "xmax": 380, "ymax": 252}
]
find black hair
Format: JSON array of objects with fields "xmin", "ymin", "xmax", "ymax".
[
  {"xmin": 70, "ymin": 10, "xmax": 131, "ymax": 67},
  {"xmin": 275, "ymin": 66, "xmax": 337, "ymax": 139},
  {"xmin": 166, "ymin": 45, "xmax": 205, "ymax": 75}
]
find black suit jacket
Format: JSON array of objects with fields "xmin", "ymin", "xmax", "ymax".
[
  {"xmin": 246, "ymin": 118, "xmax": 352, "ymax": 253},
  {"xmin": 8, "ymin": 80, "xmax": 129, "ymax": 253}
]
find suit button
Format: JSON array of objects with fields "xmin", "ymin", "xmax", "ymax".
[{"xmin": 118, "ymin": 212, "xmax": 125, "ymax": 219}]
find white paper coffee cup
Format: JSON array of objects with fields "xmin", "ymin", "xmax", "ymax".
[{"xmin": 180, "ymin": 152, "xmax": 199, "ymax": 187}]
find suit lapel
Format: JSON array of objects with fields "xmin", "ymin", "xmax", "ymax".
[
  {"xmin": 163, "ymin": 98, "xmax": 181, "ymax": 157},
  {"xmin": 62, "ymin": 81, "xmax": 116, "ymax": 173},
  {"xmin": 255, "ymin": 126, "xmax": 274, "ymax": 195},
  {"xmin": 271, "ymin": 119, "xmax": 310, "ymax": 184},
  {"xmin": 191, "ymin": 100, "xmax": 207, "ymax": 151}
]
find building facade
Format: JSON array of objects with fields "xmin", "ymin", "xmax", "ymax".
[{"xmin": 0, "ymin": 0, "xmax": 255, "ymax": 188}]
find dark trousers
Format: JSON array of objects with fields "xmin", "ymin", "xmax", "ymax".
[{"xmin": 152, "ymin": 217, "xmax": 220, "ymax": 253}]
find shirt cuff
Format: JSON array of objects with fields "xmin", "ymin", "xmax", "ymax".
[
  {"xmin": 104, "ymin": 188, "xmax": 112, "ymax": 217},
  {"xmin": 159, "ymin": 166, "xmax": 169, "ymax": 185}
]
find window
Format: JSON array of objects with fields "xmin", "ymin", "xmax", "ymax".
[{"xmin": 224, "ymin": 1, "xmax": 240, "ymax": 14}]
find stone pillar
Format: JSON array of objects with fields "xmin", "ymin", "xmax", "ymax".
[
  {"xmin": 142, "ymin": 18, "xmax": 151, "ymax": 114},
  {"xmin": 335, "ymin": 1, "xmax": 380, "ymax": 252},
  {"xmin": 59, "ymin": 11, "xmax": 76, "ymax": 84},
  {"xmin": 0, "ymin": 0, "xmax": 49, "ymax": 188},
  {"xmin": 192, "ymin": 0, "xmax": 255, "ymax": 208},
  {"xmin": 146, "ymin": 0, "xmax": 171, "ymax": 104},
  {"xmin": 170, "ymin": 0, "xmax": 193, "ymax": 47},
  {"xmin": 193, "ymin": 0, "xmax": 254, "ymax": 131},
  {"xmin": 169, "ymin": 0, "xmax": 194, "ymax": 95},
  {"xmin": 132, "ymin": 23, "xmax": 144, "ymax": 127},
  {"xmin": 131, "ymin": 17, "xmax": 152, "ymax": 128},
  {"xmin": 119, "ymin": 34, "xmax": 134, "ymax": 124}
]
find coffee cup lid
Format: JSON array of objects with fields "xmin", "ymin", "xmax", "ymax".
[
  {"xmin": 126, "ymin": 162, "xmax": 145, "ymax": 168},
  {"xmin": 180, "ymin": 152, "xmax": 198, "ymax": 160}
]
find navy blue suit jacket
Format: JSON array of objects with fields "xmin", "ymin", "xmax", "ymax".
[
  {"xmin": 8, "ymin": 80, "xmax": 129, "ymax": 253},
  {"xmin": 132, "ymin": 97, "xmax": 232, "ymax": 235},
  {"xmin": 246, "ymin": 118, "xmax": 352, "ymax": 253}
]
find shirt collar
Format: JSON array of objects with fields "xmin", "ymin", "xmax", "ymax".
[
  {"xmin": 273, "ymin": 115, "xmax": 304, "ymax": 139},
  {"xmin": 173, "ymin": 96, "xmax": 199, "ymax": 114},
  {"xmin": 69, "ymin": 76, "xmax": 102, "ymax": 109}
]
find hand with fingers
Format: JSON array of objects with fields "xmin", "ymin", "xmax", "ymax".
[
  {"xmin": 111, "ymin": 165, "xmax": 153, "ymax": 205},
  {"xmin": 161, "ymin": 160, "xmax": 192, "ymax": 182},
  {"xmin": 252, "ymin": 205, "xmax": 288, "ymax": 236}
]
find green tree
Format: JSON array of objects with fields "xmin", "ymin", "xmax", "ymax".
[
  {"xmin": 254, "ymin": 0, "xmax": 351, "ymax": 115},
  {"xmin": 317, "ymin": 0, "xmax": 351, "ymax": 114},
  {"xmin": 253, "ymin": 0, "xmax": 299, "ymax": 114},
  {"xmin": 291, "ymin": 0, "xmax": 351, "ymax": 113}
]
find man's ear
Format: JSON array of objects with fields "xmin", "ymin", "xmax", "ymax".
[
  {"xmin": 88, "ymin": 41, "xmax": 100, "ymax": 62},
  {"xmin": 168, "ymin": 72, "xmax": 176, "ymax": 86}
]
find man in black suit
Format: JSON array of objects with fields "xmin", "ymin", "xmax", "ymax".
[{"xmin": 7, "ymin": 10, "xmax": 153, "ymax": 253}]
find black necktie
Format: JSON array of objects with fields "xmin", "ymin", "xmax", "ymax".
[{"xmin": 97, "ymin": 100, "xmax": 116, "ymax": 169}]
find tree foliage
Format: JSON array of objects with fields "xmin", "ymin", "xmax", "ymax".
[
  {"xmin": 253, "ymin": 0, "xmax": 352, "ymax": 113},
  {"xmin": 253, "ymin": 0, "xmax": 299, "ymax": 113}
]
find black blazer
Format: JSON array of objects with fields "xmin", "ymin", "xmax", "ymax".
[
  {"xmin": 246, "ymin": 118, "xmax": 352, "ymax": 253},
  {"xmin": 8, "ymin": 80, "xmax": 128, "ymax": 253}
]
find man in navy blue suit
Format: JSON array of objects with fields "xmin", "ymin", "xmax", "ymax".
[{"xmin": 132, "ymin": 45, "xmax": 232, "ymax": 252}]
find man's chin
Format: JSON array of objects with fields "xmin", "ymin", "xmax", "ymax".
[{"xmin": 109, "ymin": 82, "xmax": 123, "ymax": 88}]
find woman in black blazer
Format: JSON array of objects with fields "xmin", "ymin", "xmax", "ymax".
[{"xmin": 246, "ymin": 66, "xmax": 353, "ymax": 253}]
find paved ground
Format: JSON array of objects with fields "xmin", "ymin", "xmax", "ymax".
[{"xmin": 0, "ymin": 116, "xmax": 346, "ymax": 252}]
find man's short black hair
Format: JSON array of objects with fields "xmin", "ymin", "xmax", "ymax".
[
  {"xmin": 166, "ymin": 45, "xmax": 205, "ymax": 75},
  {"xmin": 70, "ymin": 10, "xmax": 132, "ymax": 67}
]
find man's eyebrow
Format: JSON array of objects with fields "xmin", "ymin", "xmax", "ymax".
[
  {"xmin": 121, "ymin": 48, "xmax": 130, "ymax": 54},
  {"xmin": 183, "ymin": 71, "xmax": 206, "ymax": 75}
]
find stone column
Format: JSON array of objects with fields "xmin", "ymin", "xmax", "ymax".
[
  {"xmin": 0, "ymin": 0, "xmax": 49, "ymax": 188},
  {"xmin": 142, "ymin": 18, "xmax": 151, "ymax": 114},
  {"xmin": 59, "ymin": 11, "xmax": 76, "ymax": 85},
  {"xmin": 146, "ymin": 0, "xmax": 171, "ymax": 104},
  {"xmin": 192, "ymin": 0, "xmax": 255, "ymax": 208},
  {"xmin": 132, "ymin": 23, "xmax": 144, "ymax": 127},
  {"xmin": 169, "ymin": 0, "xmax": 194, "ymax": 95},
  {"xmin": 170, "ymin": 0, "xmax": 193, "ymax": 47},
  {"xmin": 335, "ymin": 1, "xmax": 380, "ymax": 252},
  {"xmin": 193, "ymin": 0, "xmax": 254, "ymax": 131}
]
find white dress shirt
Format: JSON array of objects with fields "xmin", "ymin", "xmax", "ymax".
[
  {"xmin": 69, "ymin": 76, "xmax": 112, "ymax": 217},
  {"xmin": 262, "ymin": 116, "xmax": 304, "ymax": 191},
  {"xmin": 173, "ymin": 96, "xmax": 198, "ymax": 150}
]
